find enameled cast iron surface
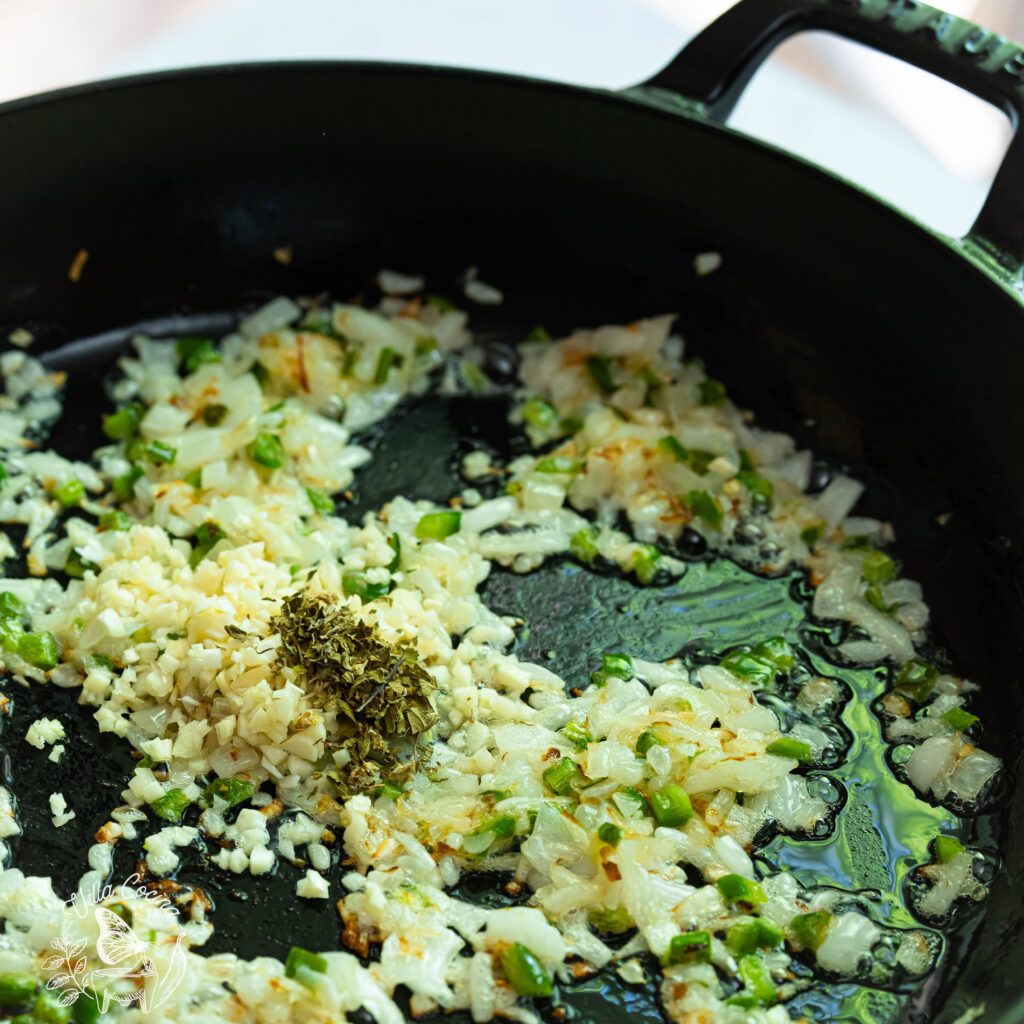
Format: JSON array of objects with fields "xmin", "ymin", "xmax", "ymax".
[{"xmin": 0, "ymin": 61, "xmax": 1022, "ymax": 1023}]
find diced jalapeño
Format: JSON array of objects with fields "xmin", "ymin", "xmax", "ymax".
[
  {"xmin": 662, "ymin": 930, "xmax": 712, "ymax": 966},
  {"xmin": 717, "ymin": 874, "xmax": 766, "ymax": 905},
  {"xmin": 894, "ymin": 658, "xmax": 939, "ymax": 702}
]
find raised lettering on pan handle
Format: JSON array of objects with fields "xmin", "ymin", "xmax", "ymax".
[{"xmin": 642, "ymin": 0, "xmax": 1024, "ymax": 271}]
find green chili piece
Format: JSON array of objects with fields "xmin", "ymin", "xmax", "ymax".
[
  {"xmin": 651, "ymin": 785, "xmax": 693, "ymax": 828},
  {"xmin": 284, "ymin": 946, "xmax": 328, "ymax": 986},
  {"xmin": 790, "ymin": 910, "xmax": 833, "ymax": 951},
  {"xmin": 750, "ymin": 637, "xmax": 795, "ymax": 670},
  {"xmin": 202, "ymin": 403, "xmax": 229, "ymax": 427},
  {"xmin": 414, "ymin": 335, "xmax": 438, "ymax": 356},
  {"xmin": 373, "ymin": 781, "xmax": 405, "ymax": 802},
  {"xmin": 737, "ymin": 953, "xmax": 777, "ymax": 1006},
  {"xmin": 248, "ymin": 432, "xmax": 286, "ymax": 469},
  {"xmin": 460, "ymin": 362, "xmax": 490, "ymax": 392},
  {"xmin": 386, "ymin": 534, "xmax": 401, "ymax": 572},
  {"xmin": 801, "ymin": 522, "xmax": 825, "ymax": 547},
  {"xmin": 524, "ymin": 326, "xmax": 551, "ymax": 343},
  {"xmin": 149, "ymin": 788, "xmax": 191, "ymax": 822},
  {"xmin": 894, "ymin": 658, "xmax": 939, "ymax": 702},
  {"xmin": 720, "ymin": 651, "xmax": 776, "ymax": 687},
  {"xmin": 604, "ymin": 652, "xmax": 632, "ymax": 677},
  {"xmin": 942, "ymin": 708, "xmax": 978, "ymax": 732},
  {"xmin": 842, "ymin": 534, "xmax": 873, "ymax": 551},
  {"xmin": 373, "ymin": 346, "xmax": 397, "ymax": 385},
  {"xmin": 726, "ymin": 919, "xmax": 785, "ymax": 956},
  {"xmin": 0, "ymin": 972, "xmax": 37, "ymax": 1005},
  {"xmin": 0, "ymin": 604, "xmax": 21, "ymax": 652},
  {"xmin": 687, "ymin": 449, "xmax": 715, "ymax": 475},
  {"xmin": 766, "ymin": 737, "xmax": 812, "ymax": 762},
  {"xmin": 143, "ymin": 440, "xmax": 176, "ymax": 465},
  {"xmin": 306, "ymin": 487, "xmax": 335, "ymax": 515},
  {"xmin": 414, "ymin": 511, "xmax": 461, "ymax": 540},
  {"xmin": 70, "ymin": 989, "xmax": 103, "ymax": 1024},
  {"xmin": 862, "ymin": 550, "xmax": 896, "ymax": 584},
  {"xmin": 569, "ymin": 527, "xmax": 599, "ymax": 564},
  {"xmin": 112, "ymin": 465, "xmax": 144, "ymax": 502},
  {"xmin": 102, "ymin": 402, "xmax": 145, "ymax": 440},
  {"xmin": 189, "ymin": 521, "xmax": 226, "ymax": 569},
  {"xmin": 686, "ymin": 489, "xmax": 723, "ymax": 530},
  {"xmin": 934, "ymin": 836, "xmax": 966, "ymax": 862},
  {"xmin": 865, "ymin": 585, "xmax": 898, "ymax": 615},
  {"xmin": 638, "ymin": 365, "xmax": 662, "ymax": 391},
  {"xmin": 183, "ymin": 467, "xmax": 202, "ymax": 489},
  {"xmin": 662, "ymin": 930, "xmax": 712, "ymax": 966},
  {"xmin": 716, "ymin": 874, "xmax": 766, "ymax": 905},
  {"xmin": 65, "ymin": 550, "xmax": 100, "ymax": 579},
  {"xmin": 597, "ymin": 822, "xmax": 623, "ymax": 847},
  {"xmin": 636, "ymin": 729, "xmax": 667, "ymax": 757},
  {"xmin": 587, "ymin": 905, "xmax": 634, "ymax": 933},
  {"xmin": 725, "ymin": 995, "xmax": 759, "ymax": 1009},
  {"xmin": 199, "ymin": 777, "xmax": 254, "ymax": 810},
  {"xmin": 542, "ymin": 757, "xmax": 581, "ymax": 796},
  {"xmin": 698, "ymin": 378, "xmax": 726, "ymax": 405},
  {"xmin": 657, "ymin": 436, "xmax": 690, "ymax": 462},
  {"xmin": 176, "ymin": 335, "xmax": 220, "ymax": 373},
  {"xmin": 33, "ymin": 986, "xmax": 72, "ymax": 1023},
  {"xmin": 123, "ymin": 437, "xmax": 147, "ymax": 463},
  {"xmin": 737, "ymin": 470, "xmax": 773, "ymax": 509},
  {"xmin": 592, "ymin": 651, "xmax": 633, "ymax": 687},
  {"xmin": 18, "ymin": 631, "xmax": 58, "ymax": 669},
  {"xmin": 613, "ymin": 787, "xmax": 648, "ymax": 819},
  {"xmin": 501, "ymin": 943, "xmax": 554, "ymax": 997},
  {"xmin": 490, "ymin": 815, "xmax": 517, "ymax": 838},
  {"xmin": 469, "ymin": 814, "xmax": 516, "ymax": 840},
  {"xmin": 522, "ymin": 397, "xmax": 558, "ymax": 430},
  {"xmin": 340, "ymin": 350, "xmax": 358, "ymax": 378},
  {"xmin": 0, "ymin": 618, "xmax": 23, "ymax": 653},
  {"xmin": 53, "ymin": 479, "xmax": 85, "ymax": 507},
  {"xmin": 738, "ymin": 449, "xmax": 756, "ymax": 472},
  {"xmin": 585, "ymin": 354, "xmax": 615, "ymax": 394},
  {"xmin": 98, "ymin": 509, "xmax": 134, "ymax": 531},
  {"xmin": 632, "ymin": 545, "xmax": 661, "ymax": 585},
  {"xmin": 426, "ymin": 294, "xmax": 456, "ymax": 312},
  {"xmin": 560, "ymin": 721, "xmax": 592, "ymax": 751},
  {"xmin": 341, "ymin": 573, "xmax": 390, "ymax": 601},
  {"xmin": 535, "ymin": 456, "xmax": 583, "ymax": 474}
]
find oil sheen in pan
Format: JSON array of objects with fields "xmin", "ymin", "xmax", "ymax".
[{"xmin": 2, "ymin": 321, "xmax": 998, "ymax": 1024}]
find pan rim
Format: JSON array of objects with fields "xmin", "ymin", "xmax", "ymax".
[{"xmin": 1, "ymin": 57, "xmax": 1021, "ymax": 315}]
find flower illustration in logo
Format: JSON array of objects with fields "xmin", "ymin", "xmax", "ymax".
[{"xmin": 43, "ymin": 905, "xmax": 187, "ymax": 1013}]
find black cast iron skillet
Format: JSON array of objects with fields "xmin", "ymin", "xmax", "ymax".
[{"xmin": 0, "ymin": 1, "xmax": 1023, "ymax": 1021}]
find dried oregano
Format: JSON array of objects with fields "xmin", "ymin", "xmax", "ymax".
[{"xmin": 271, "ymin": 588, "xmax": 437, "ymax": 794}]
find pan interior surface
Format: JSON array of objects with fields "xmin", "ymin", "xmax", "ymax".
[{"xmin": 0, "ymin": 63, "xmax": 1022, "ymax": 1024}]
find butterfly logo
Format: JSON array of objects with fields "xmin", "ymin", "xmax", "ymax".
[{"xmin": 43, "ymin": 905, "xmax": 187, "ymax": 1014}]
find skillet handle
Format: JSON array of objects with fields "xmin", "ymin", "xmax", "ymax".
[{"xmin": 642, "ymin": 0, "xmax": 1024, "ymax": 271}]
